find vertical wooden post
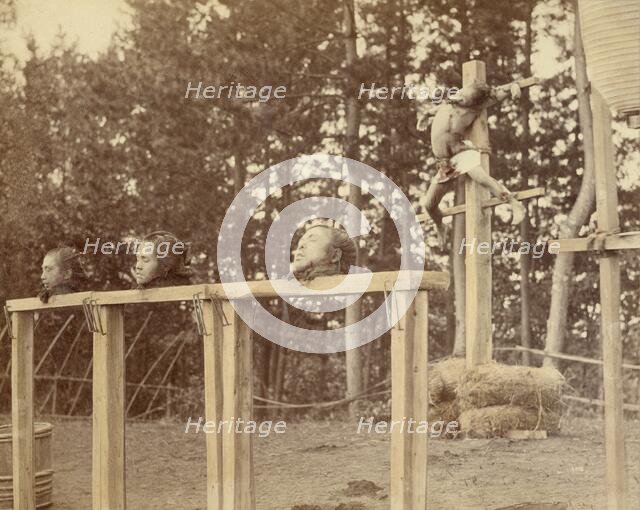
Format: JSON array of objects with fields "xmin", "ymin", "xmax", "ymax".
[
  {"xmin": 591, "ymin": 88, "xmax": 626, "ymax": 510},
  {"xmin": 12, "ymin": 311, "xmax": 35, "ymax": 510},
  {"xmin": 390, "ymin": 291, "xmax": 429, "ymax": 509},
  {"xmin": 92, "ymin": 305, "xmax": 125, "ymax": 510},
  {"xmin": 203, "ymin": 301, "xmax": 223, "ymax": 509},
  {"xmin": 463, "ymin": 60, "xmax": 493, "ymax": 367},
  {"xmin": 221, "ymin": 301, "xmax": 254, "ymax": 510}
]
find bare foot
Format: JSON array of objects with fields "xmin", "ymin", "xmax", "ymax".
[{"xmin": 510, "ymin": 199, "xmax": 526, "ymax": 225}]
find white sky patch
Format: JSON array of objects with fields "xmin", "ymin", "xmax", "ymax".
[{"xmin": 3, "ymin": 0, "xmax": 128, "ymax": 59}]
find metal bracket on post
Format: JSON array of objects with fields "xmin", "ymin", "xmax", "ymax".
[
  {"xmin": 212, "ymin": 296, "xmax": 230, "ymax": 328},
  {"xmin": 383, "ymin": 281, "xmax": 403, "ymax": 331},
  {"xmin": 192, "ymin": 293, "xmax": 210, "ymax": 336},
  {"xmin": 383, "ymin": 281, "xmax": 392, "ymax": 329},
  {"xmin": 3, "ymin": 306, "xmax": 14, "ymax": 339},
  {"xmin": 82, "ymin": 298, "xmax": 105, "ymax": 335}
]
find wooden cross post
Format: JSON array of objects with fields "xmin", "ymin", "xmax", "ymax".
[
  {"xmin": 551, "ymin": 88, "xmax": 640, "ymax": 510},
  {"xmin": 417, "ymin": 60, "xmax": 543, "ymax": 368},
  {"xmin": 463, "ymin": 60, "xmax": 493, "ymax": 367},
  {"xmin": 418, "ymin": 61, "xmax": 542, "ymax": 368}
]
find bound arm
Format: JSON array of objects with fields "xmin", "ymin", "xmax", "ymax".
[
  {"xmin": 481, "ymin": 76, "xmax": 539, "ymax": 109},
  {"xmin": 416, "ymin": 103, "xmax": 443, "ymax": 131}
]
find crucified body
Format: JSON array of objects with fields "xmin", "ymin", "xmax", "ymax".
[{"xmin": 417, "ymin": 80, "xmax": 530, "ymax": 245}]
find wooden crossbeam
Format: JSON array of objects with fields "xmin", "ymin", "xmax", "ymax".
[
  {"xmin": 551, "ymin": 231, "xmax": 640, "ymax": 253},
  {"xmin": 417, "ymin": 186, "xmax": 545, "ymax": 223},
  {"xmin": 4, "ymin": 270, "xmax": 450, "ymax": 312},
  {"xmin": 494, "ymin": 76, "xmax": 539, "ymax": 93}
]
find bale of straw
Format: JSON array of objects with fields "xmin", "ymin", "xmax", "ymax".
[
  {"xmin": 457, "ymin": 362, "xmax": 565, "ymax": 412},
  {"xmin": 428, "ymin": 399, "xmax": 461, "ymax": 438},
  {"xmin": 428, "ymin": 399, "xmax": 459, "ymax": 424},
  {"xmin": 428, "ymin": 370, "xmax": 444, "ymax": 404},
  {"xmin": 458, "ymin": 405, "xmax": 561, "ymax": 438},
  {"xmin": 430, "ymin": 357, "xmax": 466, "ymax": 402}
]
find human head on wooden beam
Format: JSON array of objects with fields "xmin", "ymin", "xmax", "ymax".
[
  {"xmin": 291, "ymin": 223, "xmax": 357, "ymax": 281},
  {"xmin": 132, "ymin": 230, "xmax": 192, "ymax": 289},
  {"xmin": 39, "ymin": 246, "xmax": 88, "ymax": 303}
]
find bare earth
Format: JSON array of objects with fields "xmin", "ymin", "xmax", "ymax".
[{"xmin": 2, "ymin": 415, "xmax": 639, "ymax": 509}]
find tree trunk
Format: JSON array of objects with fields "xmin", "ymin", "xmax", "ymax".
[
  {"xmin": 544, "ymin": 1, "xmax": 596, "ymax": 367},
  {"xmin": 519, "ymin": 3, "xmax": 534, "ymax": 366},
  {"xmin": 452, "ymin": 0, "xmax": 469, "ymax": 357},
  {"xmin": 452, "ymin": 179, "xmax": 466, "ymax": 356},
  {"xmin": 342, "ymin": 0, "xmax": 364, "ymax": 415}
]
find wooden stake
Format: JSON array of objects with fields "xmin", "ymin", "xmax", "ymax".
[
  {"xmin": 34, "ymin": 314, "xmax": 75, "ymax": 373},
  {"xmin": 221, "ymin": 302, "xmax": 254, "ymax": 510},
  {"xmin": 92, "ymin": 305, "xmax": 125, "ymax": 510},
  {"xmin": 12, "ymin": 311, "xmax": 35, "ymax": 510},
  {"xmin": 591, "ymin": 87, "xmax": 626, "ymax": 510},
  {"xmin": 68, "ymin": 357, "xmax": 93, "ymax": 415},
  {"xmin": 463, "ymin": 60, "xmax": 493, "ymax": 367},
  {"xmin": 39, "ymin": 322, "xmax": 87, "ymax": 414},
  {"xmin": 124, "ymin": 311, "xmax": 153, "ymax": 360},
  {"xmin": 203, "ymin": 301, "xmax": 223, "ymax": 509},
  {"xmin": 126, "ymin": 332, "xmax": 184, "ymax": 416},
  {"xmin": 144, "ymin": 334, "xmax": 189, "ymax": 416},
  {"xmin": 390, "ymin": 291, "xmax": 429, "ymax": 509}
]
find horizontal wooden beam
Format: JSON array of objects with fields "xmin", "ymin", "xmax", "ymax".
[
  {"xmin": 418, "ymin": 187, "xmax": 545, "ymax": 223},
  {"xmin": 552, "ymin": 231, "xmax": 640, "ymax": 254},
  {"xmin": 564, "ymin": 395, "xmax": 640, "ymax": 413},
  {"xmin": 495, "ymin": 76, "xmax": 539, "ymax": 92},
  {"xmin": 494, "ymin": 345, "xmax": 640, "ymax": 372},
  {"xmin": 5, "ymin": 270, "xmax": 450, "ymax": 312}
]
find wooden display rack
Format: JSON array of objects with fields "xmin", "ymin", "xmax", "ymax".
[{"xmin": 5, "ymin": 270, "xmax": 449, "ymax": 510}]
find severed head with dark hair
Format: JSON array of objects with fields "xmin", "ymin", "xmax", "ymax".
[
  {"xmin": 291, "ymin": 224, "xmax": 357, "ymax": 280},
  {"xmin": 39, "ymin": 246, "xmax": 88, "ymax": 303},
  {"xmin": 132, "ymin": 230, "xmax": 192, "ymax": 289}
]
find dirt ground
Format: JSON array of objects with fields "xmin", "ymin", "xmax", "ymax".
[{"xmin": 1, "ymin": 414, "xmax": 639, "ymax": 509}]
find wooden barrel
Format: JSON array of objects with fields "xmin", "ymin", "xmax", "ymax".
[
  {"xmin": 0, "ymin": 423, "xmax": 53, "ymax": 509},
  {"xmin": 579, "ymin": 0, "xmax": 640, "ymax": 123}
]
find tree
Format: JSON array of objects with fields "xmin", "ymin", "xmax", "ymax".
[{"xmin": 544, "ymin": 0, "xmax": 596, "ymax": 367}]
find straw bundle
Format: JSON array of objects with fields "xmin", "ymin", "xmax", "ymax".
[
  {"xmin": 457, "ymin": 362, "xmax": 565, "ymax": 412},
  {"xmin": 458, "ymin": 405, "xmax": 561, "ymax": 439}
]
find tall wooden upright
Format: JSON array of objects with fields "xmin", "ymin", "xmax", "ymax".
[
  {"xmin": 390, "ymin": 291, "xmax": 429, "ymax": 509},
  {"xmin": 203, "ymin": 301, "xmax": 224, "ymax": 509},
  {"xmin": 221, "ymin": 302, "xmax": 254, "ymax": 510},
  {"xmin": 463, "ymin": 60, "xmax": 493, "ymax": 367},
  {"xmin": 12, "ymin": 311, "xmax": 35, "ymax": 510},
  {"xmin": 92, "ymin": 305, "xmax": 126, "ymax": 509},
  {"xmin": 591, "ymin": 88, "xmax": 626, "ymax": 510}
]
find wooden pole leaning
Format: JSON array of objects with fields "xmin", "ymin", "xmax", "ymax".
[
  {"xmin": 463, "ymin": 60, "xmax": 493, "ymax": 367},
  {"xmin": 11, "ymin": 311, "xmax": 36, "ymax": 510},
  {"xmin": 390, "ymin": 290, "xmax": 429, "ymax": 509},
  {"xmin": 91, "ymin": 305, "xmax": 126, "ymax": 510}
]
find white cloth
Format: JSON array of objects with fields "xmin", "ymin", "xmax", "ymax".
[
  {"xmin": 450, "ymin": 146, "xmax": 481, "ymax": 174},
  {"xmin": 435, "ymin": 141, "xmax": 482, "ymax": 183}
]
